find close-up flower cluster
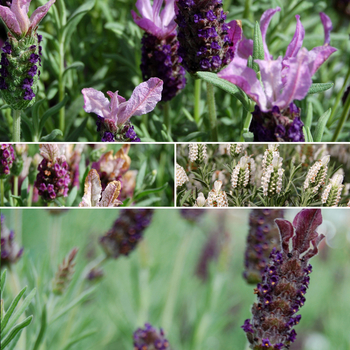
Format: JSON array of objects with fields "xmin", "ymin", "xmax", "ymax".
[
  {"xmin": 0, "ymin": 208, "xmax": 349, "ymax": 350},
  {"xmin": 0, "ymin": 143, "xmax": 174, "ymax": 206},
  {"xmin": 0, "ymin": 0, "xmax": 348, "ymax": 142},
  {"xmin": 177, "ymin": 143, "xmax": 350, "ymax": 207}
]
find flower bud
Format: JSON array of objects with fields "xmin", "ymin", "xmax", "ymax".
[
  {"xmin": 207, "ymin": 180, "xmax": 228, "ymax": 207},
  {"xmin": 133, "ymin": 323, "xmax": 170, "ymax": 350},
  {"xmin": 176, "ymin": 163, "xmax": 189, "ymax": 187},
  {"xmin": 0, "ymin": 144, "xmax": 15, "ymax": 178}
]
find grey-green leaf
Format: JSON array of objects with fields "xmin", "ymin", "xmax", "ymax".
[
  {"xmin": 253, "ymin": 21, "xmax": 264, "ymax": 72},
  {"xmin": 313, "ymin": 108, "xmax": 331, "ymax": 142},
  {"xmin": 1, "ymin": 316, "xmax": 33, "ymax": 349},
  {"xmin": 307, "ymin": 83, "xmax": 333, "ymax": 95},
  {"xmin": 40, "ymin": 129, "xmax": 63, "ymax": 141}
]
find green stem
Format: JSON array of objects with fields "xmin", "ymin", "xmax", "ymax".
[
  {"xmin": 12, "ymin": 110, "xmax": 21, "ymax": 142},
  {"xmin": 14, "ymin": 176, "xmax": 18, "ymax": 198},
  {"xmin": 58, "ymin": 40, "xmax": 65, "ymax": 135},
  {"xmin": 206, "ymin": 82, "xmax": 218, "ymax": 141},
  {"xmin": 163, "ymin": 101, "xmax": 171, "ymax": 134},
  {"xmin": 1, "ymin": 179, "xmax": 4, "ymax": 206},
  {"xmin": 28, "ymin": 185, "xmax": 33, "ymax": 207},
  {"xmin": 194, "ymin": 78, "xmax": 201, "ymax": 124},
  {"xmin": 331, "ymin": 79, "xmax": 350, "ymax": 142},
  {"xmin": 49, "ymin": 214, "xmax": 63, "ymax": 268},
  {"xmin": 243, "ymin": 0, "xmax": 252, "ymax": 21}
]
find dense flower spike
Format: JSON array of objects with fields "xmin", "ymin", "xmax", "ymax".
[
  {"xmin": 322, "ymin": 173, "xmax": 344, "ymax": 207},
  {"xmin": 303, "ymin": 155, "xmax": 330, "ymax": 194},
  {"xmin": 261, "ymin": 154, "xmax": 284, "ymax": 197},
  {"xmin": 34, "ymin": 145, "xmax": 71, "ymax": 201},
  {"xmin": 242, "ymin": 209, "xmax": 325, "ymax": 349},
  {"xmin": 176, "ymin": 163, "xmax": 189, "ymax": 187},
  {"xmin": 227, "ymin": 143, "xmax": 243, "ymax": 157},
  {"xmin": 1, "ymin": 214, "xmax": 23, "ymax": 266},
  {"xmin": 207, "ymin": 180, "xmax": 228, "ymax": 207},
  {"xmin": 218, "ymin": 9, "xmax": 337, "ymax": 141},
  {"xmin": 133, "ymin": 323, "xmax": 170, "ymax": 350},
  {"xmin": 132, "ymin": 0, "xmax": 186, "ymax": 101},
  {"xmin": 0, "ymin": 143, "xmax": 15, "ymax": 178},
  {"xmin": 243, "ymin": 209, "xmax": 284, "ymax": 284},
  {"xmin": 189, "ymin": 143, "xmax": 207, "ymax": 163},
  {"xmin": 100, "ymin": 209, "xmax": 154, "ymax": 259},
  {"xmin": 175, "ymin": 0, "xmax": 242, "ymax": 74},
  {"xmin": 0, "ymin": 0, "xmax": 55, "ymax": 109},
  {"xmin": 52, "ymin": 248, "xmax": 78, "ymax": 295},
  {"xmin": 82, "ymin": 78, "xmax": 163, "ymax": 142},
  {"xmin": 231, "ymin": 155, "xmax": 254, "ymax": 190},
  {"xmin": 180, "ymin": 208, "xmax": 205, "ymax": 222}
]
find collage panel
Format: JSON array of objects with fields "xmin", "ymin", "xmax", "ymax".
[
  {"xmin": 0, "ymin": 143, "xmax": 174, "ymax": 207},
  {"xmin": 176, "ymin": 143, "xmax": 350, "ymax": 207},
  {"xmin": 1, "ymin": 208, "xmax": 350, "ymax": 350}
]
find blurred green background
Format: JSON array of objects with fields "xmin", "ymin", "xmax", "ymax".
[{"xmin": 1, "ymin": 208, "xmax": 350, "ymax": 350}]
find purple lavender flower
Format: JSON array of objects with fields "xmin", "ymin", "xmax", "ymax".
[
  {"xmin": 1, "ymin": 214, "xmax": 23, "ymax": 266},
  {"xmin": 100, "ymin": 209, "xmax": 154, "ymax": 258},
  {"xmin": 218, "ymin": 9, "xmax": 337, "ymax": 142},
  {"xmin": 133, "ymin": 323, "xmax": 170, "ymax": 350},
  {"xmin": 180, "ymin": 208, "xmax": 205, "ymax": 223},
  {"xmin": 132, "ymin": 0, "xmax": 186, "ymax": 101},
  {"xmin": 82, "ymin": 78, "xmax": 163, "ymax": 142},
  {"xmin": 242, "ymin": 209, "xmax": 325, "ymax": 349},
  {"xmin": 34, "ymin": 144, "xmax": 71, "ymax": 202},
  {"xmin": 0, "ymin": 143, "xmax": 15, "ymax": 178},
  {"xmin": 175, "ymin": 0, "xmax": 242, "ymax": 74},
  {"xmin": 244, "ymin": 209, "xmax": 284, "ymax": 284}
]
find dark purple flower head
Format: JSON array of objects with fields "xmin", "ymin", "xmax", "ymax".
[
  {"xmin": 100, "ymin": 209, "xmax": 154, "ymax": 259},
  {"xmin": 242, "ymin": 209, "xmax": 325, "ymax": 349},
  {"xmin": 133, "ymin": 323, "xmax": 170, "ymax": 350},
  {"xmin": 175, "ymin": 0, "xmax": 242, "ymax": 73},
  {"xmin": 1, "ymin": 214, "xmax": 23, "ymax": 266},
  {"xmin": 0, "ymin": 144, "xmax": 15, "ymax": 178}
]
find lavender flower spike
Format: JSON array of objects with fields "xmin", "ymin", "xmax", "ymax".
[
  {"xmin": 133, "ymin": 323, "xmax": 170, "ymax": 350},
  {"xmin": 82, "ymin": 78, "xmax": 163, "ymax": 142},
  {"xmin": 218, "ymin": 10, "xmax": 337, "ymax": 142},
  {"xmin": 132, "ymin": 0, "xmax": 186, "ymax": 101},
  {"xmin": 242, "ymin": 209, "xmax": 325, "ymax": 349}
]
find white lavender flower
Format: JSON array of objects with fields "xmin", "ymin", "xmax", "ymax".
[
  {"xmin": 231, "ymin": 155, "xmax": 253, "ymax": 190},
  {"xmin": 304, "ymin": 155, "xmax": 330, "ymax": 193},
  {"xmin": 206, "ymin": 180, "xmax": 228, "ymax": 207},
  {"xmin": 262, "ymin": 144, "xmax": 279, "ymax": 173},
  {"xmin": 261, "ymin": 153, "xmax": 284, "ymax": 197},
  {"xmin": 322, "ymin": 174, "xmax": 344, "ymax": 207},
  {"xmin": 189, "ymin": 143, "xmax": 207, "ymax": 163},
  {"xmin": 227, "ymin": 143, "xmax": 244, "ymax": 157},
  {"xmin": 194, "ymin": 192, "xmax": 207, "ymax": 207},
  {"xmin": 176, "ymin": 163, "xmax": 189, "ymax": 187},
  {"xmin": 189, "ymin": 143, "xmax": 198, "ymax": 162}
]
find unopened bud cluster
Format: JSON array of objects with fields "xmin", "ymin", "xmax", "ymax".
[
  {"xmin": 303, "ymin": 155, "xmax": 330, "ymax": 193},
  {"xmin": 133, "ymin": 323, "xmax": 170, "ymax": 350},
  {"xmin": 0, "ymin": 144, "xmax": 15, "ymax": 178}
]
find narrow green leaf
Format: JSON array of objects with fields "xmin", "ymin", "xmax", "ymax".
[
  {"xmin": 66, "ymin": 118, "xmax": 88, "ymax": 141},
  {"xmin": 1, "ymin": 270, "xmax": 7, "ymax": 294},
  {"xmin": 62, "ymin": 62, "xmax": 84, "ymax": 78},
  {"xmin": 1, "ymin": 315, "xmax": 33, "ymax": 349},
  {"xmin": 243, "ymin": 132, "xmax": 254, "ymax": 141},
  {"xmin": 304, "ymin": 101, "xmax": 313, "ymax": 129},
  {"xmin": 253, "ymin": 21, "xmax": 264, "ymax": 72},
  {"xmin": 62, "ymin": 329, "xmax": 96, "ymax": 350},
  {"xmin": 20, "ymin": 177, "xmax": 28, "ymax": 201},
  {"xmin": 40, "ymin": 129, "xmax": 63, "ymax": 141},
  {"xmin": 1, "ymin": 287, "xmax": 27, "ymax": 332},
  {"xmin": 134, "ymin": 197, "xmax": 161, "ymax": 206},
  {"xmin": 3, "ymin": 288, "xmax": 36, "ymax": 335},
  {"xmin": 134, "ymin": 183, "xmax": 168, "ymax": 200},
  {"xmin": 182, "ymin": 131, "xmax": 208, "ymax": 141},
  {"xmin": 247, "ymin": 55, "xmax": 253, "ymax": 69},
  {"xmin": 195, "ymin": 71, "xmax": 250, "ymax": 111},
  {"xmin": 20, "ymin": 114, "xmax": 34, "ymax": 136},
  {"xmin": 32, "ymin": 306, "xmax": 47, "ymax": 350},
  {"xmin": 179, "ymin": 189, "xmax": 192, "ymax": 207},
  {"xmin": 39, "ymin": 94, "xmax": 70, "ymax": 131},
  {"xmin": 0, "ymin": 104, "xmax": 10, "ymax": 110},
  {"xmin": 313, "ymin": 108, "xmax": 331, "ymax": 142},
  {"xmin": 65, "ymin": 186, "xmax": 78, "ymax": 207},
  {"xmin": 135, "ymin": 161, "xmax": 147, "ymax": 191},
  {"xmin": 307, "ymin": 83, "xmax": 333, "ymax": 95},
  {"xmin": 31, "ymin": 99, "xmax": 46, "ymax": 136}
]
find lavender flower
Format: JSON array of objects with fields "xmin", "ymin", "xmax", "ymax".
[
  {"xmin": 321, "ymin": 173, "xmax": 344, "ymax": 207},
  {"xmin": 34, "ymin": 144, "xmax": 71, "ymax": 201},
  {"xmin": 189, "ymin": 143, "xmax": 207, "ymax": 163},
  {"xmin": 132, "ymin": 0, "xmax": 186, "ymax": 101},
  {"xmin": 82, "ymin": 78, "xmax": 163, "ymax": 142},
  {"xmin": 100, "ymin": 209, "xmax": 154, "ymax": 259},
  {"xmin": 180, "ymin": 208, "xmax": 205, "ymax": 222},
  {"xmin": 176, "ymin": 163, "xmax": 188, "ymax": 187},
  {"xmin": 242, "ymin": 209, "xmax": 325, "ymax": 349},
  {"xmin": 175, "ymin": 0, "xmax": 242, "ymax": 73},
  {"xmin": 52, "ymin": 248, "xmax": 78, "ymax": 295},
  {"xmin": 133, "ymin": 323, "xmax": 170, "ymax": 350},
  {"xmin": 207, "ymin": 180, "xmax": 228, "ymax": 207},
  {"xmin": 243, "ymin": 209, "xmax": 284, "ymax": 284},
  {"xmin": 0, "ymin": 0, "xmax": 55, "ymax": 109},
  {"xmin": 0, "ymin": 143, "xmax": 15, "ymax": 178},
  {"xmin": 1, "ymin": 214, "xmax": 23, "ymax": 266},
  {"xmin": 218, "ymin": 9, "xmax": 337, "ymax": 142}
]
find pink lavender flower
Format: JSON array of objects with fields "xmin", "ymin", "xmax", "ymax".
[
  {"xmin": 218, "ymin": 9, "xmax": 337, "ymax": 142},
  {"xmin": 81, "ymin": 78, "xmax": 163, "ymax": 142},
  {"xmin": 100, "ymin": 209, "xmax": 154, "ymax": 258},
  {"xmin": 0, "ymin": 0, "xmax": 55, "ymax": 109},
  {"xmin": 242, "ymin": 209, "xmax": 325, "ymax": 349},
  {"xmin": 133, "ymin": 323, "xmax": 170, "ymax": 350},
  {"xmin": 34, "ymin": 144, "xmax": 71, "ymax": 202},
  {"xmin": 175, "ymin": 0, "xmax": 242, "ymax": 74},
  {"xmin": 1, "ymin": 214, "xmax": 23, "ymax": 266},
  {"xmin": 0, "ymin": 143, "xmax": 15, "ymax": 178},
  {"xmin": 132, "ymin": 0, "xmax": 186, "ymax": 101}
]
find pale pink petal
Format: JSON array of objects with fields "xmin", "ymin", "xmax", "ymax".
[
  {"xmin": 107, "ymin": 91, "xmax": 126, "ymax": 116},
  {"xmin": 275, "ymin": 48, "xmax": 312, "ymax": 110},
  {"xmin": 117, "ymin": 77, "xmax": 163, "ymax": 126},
  {"xmin": 10, "ymin": 0, "xmax": 30, "ymax": 34},
  {"xmin": 39, "ymin": 144, "xmax": 59, "ymax": 161},
  {"xmin": 260, "ymin": 7, "xmax": 281, "ymax": 60},
  {"xmin": 160, "ymin": 0, "xmax": 176, "ymax": 28},
  {"xmin": 0, "ymin": 5, "xmax": 21, "ymax": 35},
  {"xmin": 81, "ymin": 88, "xmax": 111, "ymax": 119},
  {"xmin": 29, "ymin": 0, "xmax": 55, "ymax": 32},
  {"xmin": 320, "ymin": 12, "xmax": 332, "ymax": 45},
  {"xmin": 135, "ymin": 0, "xmax": 152, "ymax": 20},
  {"xmin": 152, "ymin": 0, "xmax": 162, "ymax": 26},
  {"xmin": 131, "ymin": 11, "xmax": 163, "ymax": 36},
  {"xmin": 98, "ymin": 181, "xmax": 122, "ymax": 207},
  {"xmin": 79, "ymin": 169, "xmax": 102, "ymax": 207},
  {"xmin": 308, "ymin": 45, "xmax": 337, "ymax": 76},
  {"xmin": 236, "ymin": 38, "xmax": 253, "ymax": 59},
  {"xmin": 255, "ymin": 57, "xmax": 283, "ymax": 109},
  {"xmin": 218, "ymin": 57, "xmax": 268, "ymax": 111},
  {"xmin": 284, "ymin": 15, "xmax": 305, "ymax": 60}
]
